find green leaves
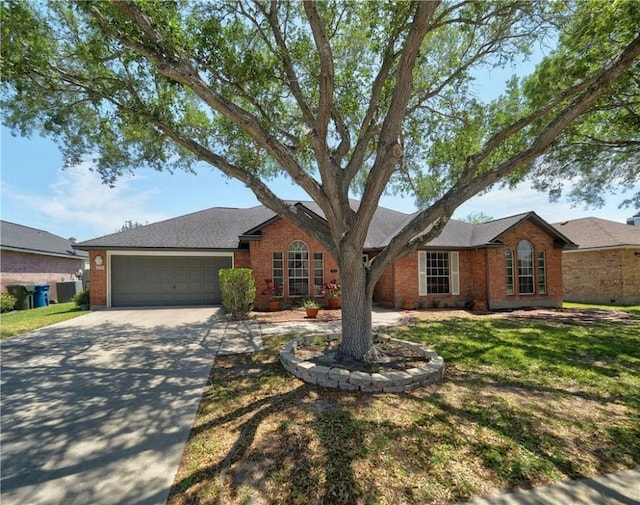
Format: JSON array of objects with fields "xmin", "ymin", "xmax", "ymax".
[
  {"xmin": 1, "ymin": 0, "xmax": 637, "ymax": 241},
  {"xmin": 520, "ymin": 0, "xmax": 640, "ymax": 207}
]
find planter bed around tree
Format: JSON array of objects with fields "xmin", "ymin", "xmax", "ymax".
[{"xmin": 280, "ymin": 333, "xmax": 444, "ymax": 393}]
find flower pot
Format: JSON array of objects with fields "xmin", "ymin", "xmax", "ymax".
[
  {"xmin": 267, "ymin": 300, "xmax": 280, "ymax": 312},
  {"xmin": 327, "ymin": 298, "xmax": 340, "ymax": 309},
  {"xmin": 305, "ymin": 307, "xmax": 319, "ymax": 318}
]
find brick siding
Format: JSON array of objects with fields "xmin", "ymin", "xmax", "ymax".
[
  {"xmin": 247, "ymin": 218, "xmax": 340, "ymax": 310},
  {"xmin": 488, "ymin": 219, "xmax": 563, "ymax": 309},
  {"xmin": 374, "ymin": 217, "xmax": 563, "ymax": 310},
  {"xmin": 0, "ymin": 250, "xmax": 85, "ymax": 302},
  {"xmin": 88, "ymin": 250, "xmax": 108, "ymax": 308},
  {"xmin": 562, "ymin": 248, "xmax": 640, "ymax": 305}
]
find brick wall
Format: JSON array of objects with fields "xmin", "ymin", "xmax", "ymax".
[
  {"xmin": 489, "ymin": 220, "xmax": 563, "ymax": 309},
  {"xmin": 0, "ymin": 250, "xmax": 85, "ymax": 302},
  {"xmin": 374, "ymin": 218, "xmax": 564, "ymax": 310},
  {"xmin": 562, "ymin": 248, "xmax": 640, "ymax": 305},
  {"xmin": 89, "ymin": 250, "xmax": 108, "ymax": 308},
  {"xmin": 234, "ymin": 250, "xmax": 251, "ymax": 269},
  {"xmin": 248, "ymin": 219, "xmax": 339, "ymax": 309},
  {"xmin": 382, "ymin": 249, "xmax": 483, "ymax": 309}
]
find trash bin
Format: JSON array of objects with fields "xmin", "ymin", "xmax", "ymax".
[
  {"xmin": 34, "ymin": 284, "xmax": 50, "ymax": 308},
  {"xmin": 6, "ymin": 284, "xmax": 35, "ymax": 310}
]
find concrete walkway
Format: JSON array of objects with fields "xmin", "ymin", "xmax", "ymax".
[
  {"xmin": 462, "ymin": 468, "xmax": 640, "ymax": 505},
  {"xmin": 1, "ymin": 307, "xmax": 262, "ymax": 505}
]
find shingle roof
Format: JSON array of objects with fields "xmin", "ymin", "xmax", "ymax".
[
  {"xmin": 76, "ymin": 206, "xmax": 275, "ymax": 249},
  {"xmin": 552, "ymin": 217, "xmax": 640, "ymax": 249},
  {"xmin": 1, "ymin": 221, "xmax": 88, "ymax": 259},
  {"xmin": 74, "ymin": 202, "xmax": 574, "ymax": 251}
]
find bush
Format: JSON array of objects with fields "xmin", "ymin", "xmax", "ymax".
[
  {"xmin": 73, "ymin": 290, "xmax": 90, "ymax": 307},
  {"xmin": 1, "ymin": 293, "xmax": 17, "ymax": 313},
  {"xmin": 220, "ymin": 268, "xmax": 256, "ymax": 320}
]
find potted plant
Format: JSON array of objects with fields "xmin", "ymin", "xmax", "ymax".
[
  {"xmin": 262, "ymin": 278, "xmax": 283, "ymax": 311},
  {"xmin": 321, "ymin": 279, "xmax": 341, "ymax": 309},
  {"xmin": 301, "ymin": 297, "xmax": 320, "ymax": 318}
]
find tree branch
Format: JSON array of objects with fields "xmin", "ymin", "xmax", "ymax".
[
  {"xmin": 352, "ymin": 1, "xmax": 440, "ymax": 246},
  {"xmin": 369, "ymin": 33, "xmax": 640, "ymax": 283},
  {"xmin": 95, "ymin": 0, "xmax": 330, "ymax": 210}
]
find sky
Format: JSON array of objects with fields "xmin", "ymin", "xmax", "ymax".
[{"xmin": 1, "ymin": 44, "xmax": 638, "ymax": 242}]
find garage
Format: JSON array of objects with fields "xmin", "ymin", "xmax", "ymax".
[{"xmin": 110, "ymin": 255, "xmax": 232, "ymax": 307}]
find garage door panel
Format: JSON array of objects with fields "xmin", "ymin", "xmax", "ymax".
[{"xmin": 111, "ymin": 255, "xmax": 231, "ymax": 307}]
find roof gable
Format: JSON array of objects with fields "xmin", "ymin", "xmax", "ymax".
[
  {"xmin": 1, "ymin": 221, "xmax": 88, "ymax": 258},
  {"xmin": 470, "ymin": 212, "xmax": 576, "ymax": 248}
]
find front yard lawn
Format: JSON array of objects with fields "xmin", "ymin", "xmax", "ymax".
[
  {"xmin": 0, "ymin": 302, "xmax": 86, "ymax": 339},
  {"xmin": 168, "ymin": 309, "xmax": 640, "ymax": 505}
]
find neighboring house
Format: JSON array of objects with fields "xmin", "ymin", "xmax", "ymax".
[
  {"xmin": 75, "ymin": 201, "xmax": 576, "ymax": 311},
  {"xmin": 552, "ymin": 217, "xmax": 640, "ymax": 305},
  {"xmin": 1, "ymin": 221, "xmax": 89, "ymax": 302}
]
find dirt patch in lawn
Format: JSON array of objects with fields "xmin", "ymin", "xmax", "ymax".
[
  {"xmin": 253, "ymin": 306, "xmax": 638, "ymax": 326},
  {"xmin": 294, "ymin": 336, "xmax": 430, "ymax": 373}
]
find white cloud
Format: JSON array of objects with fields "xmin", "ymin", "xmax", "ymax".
[{"xmin": 2, "ymin": 163, "xmax": 168, "ymax": 239}]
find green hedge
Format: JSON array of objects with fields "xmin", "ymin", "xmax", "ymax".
[{"xmin": 219, "ymin": 268, "xmax": 256, "ymax": 320}]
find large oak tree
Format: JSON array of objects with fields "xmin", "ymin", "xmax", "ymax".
[{"xmin": 2, "ymin": 0, "xmax": 639, "ymax": 361}]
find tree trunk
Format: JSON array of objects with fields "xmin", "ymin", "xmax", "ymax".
[{"xmin": 337, "ymin": 247, "xmax": 376, "ymax": 362}]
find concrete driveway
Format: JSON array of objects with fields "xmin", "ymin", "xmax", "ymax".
[{"xmin": 1, "ymin": 307, "xmax": 252, "ymax": 505}]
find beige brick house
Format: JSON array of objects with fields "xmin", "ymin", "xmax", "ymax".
[
  {"xmin": 553, "ymin": 217, "xmax": 640, "ymax": 305},
  {"xmin": 75, "ymin": 201, "xmax": 575, "ymax": 311}
]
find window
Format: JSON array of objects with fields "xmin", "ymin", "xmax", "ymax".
[
  {"xmin": 537, "ymin": 251, "xmax": 546, "ymax": 295},
  {"xmin": 313, "ymin": 252, "xmax": 324, "ymax": 296},
  {"xmin": 272, "ymin": 252, "xmax": 283, "ymax": 297},
  {"xmin": 418, "ymin": 251, "xmax": 460, "ymax": 296},
  {"xmin": 505, "ymin": 250, "xmax": 514, "ymax": 295},
  {"xmin": 517, "ymin": 240, "xmax": 534, "ymax": 294},
  {"xmin": 288, "ymin": 240, "xmax": 309, "ymax": 297}
]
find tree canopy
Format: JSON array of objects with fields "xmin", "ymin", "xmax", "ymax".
[{"xmin": 2, "ymin": 0, "xmax": 639, "ymax": 360}]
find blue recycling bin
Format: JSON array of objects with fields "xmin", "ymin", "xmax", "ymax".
[{"xmin": 34, "ymin": 284, "xmax": 50, "ymax": 308}]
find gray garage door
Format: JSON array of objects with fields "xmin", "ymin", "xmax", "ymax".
[{"xmin": 111, "ymin": 255, "xmax": 232, "ymax": 307}]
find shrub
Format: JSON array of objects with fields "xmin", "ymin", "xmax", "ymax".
[
  {"xmin": 220, "ymin": 268, "xmax": 256, "ymax": 320},
  {"xmin": 73, "ymin": 290, "xmax": 90, "ymax": 307},
  {"xmin": 1, "ymin": 293, "xmax": 17, "ymax": 313}
]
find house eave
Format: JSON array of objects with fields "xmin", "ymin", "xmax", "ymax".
[
  {"xmin": 73, "ymin": 245, "xmax": 242, "ymax": 253},
  {"xmin": 1, "ymin": 245, "xmax": 88, "ymax": 260},
  {"xmin": 563, "ymin": 244, "xmax": 640, "ymax": 253}
]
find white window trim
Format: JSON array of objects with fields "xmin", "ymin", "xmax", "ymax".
[
  {"xmin": 418, "ymin": 251, "xmax": 459, "ymax": 296},
  {"xmin": 287, "ymin": 240, "xmax": 310, "ymax": 297}
]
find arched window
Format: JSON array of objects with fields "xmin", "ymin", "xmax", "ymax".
[
  {"xmin": 288, "ymin": 240, "xmax": 309, "ymax": 297},
  {"xmin": 517, "ymin": 240, "xmax": 534, "ymax": 294}
]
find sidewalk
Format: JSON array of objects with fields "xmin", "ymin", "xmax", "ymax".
[{"xmin": 462, "ymin": 468, "xmax": 640, "ymax": 505}]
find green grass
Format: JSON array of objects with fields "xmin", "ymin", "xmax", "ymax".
[
  {"xmin": 168, "ymin": 310, "xmax": 640, "ymax": 505},
  {"xmin": 563, "ymin": 301, "xmax": 640, "ymax": 316},
  {"xmin": 0, "ymin": 302, "xmax": 87, "ymax": 339}
]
